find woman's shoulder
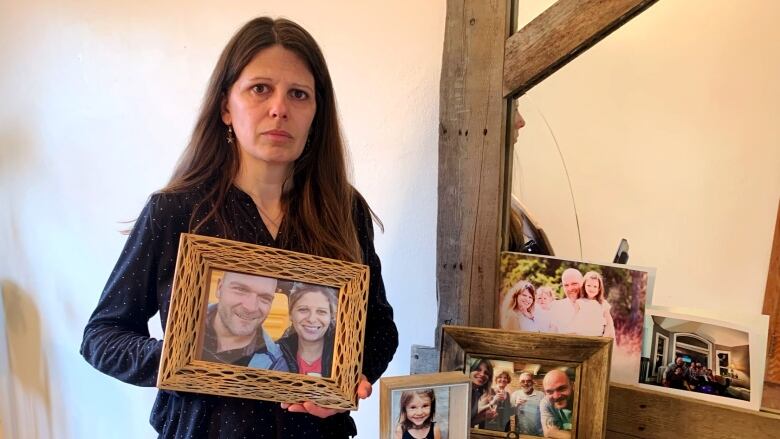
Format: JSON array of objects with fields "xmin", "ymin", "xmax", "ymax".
[
  {"xmin": 351, "ymin": 188, "xmax": 371, "ymax": 223},
  {"xmin": 150, "ymin": 186, "xmax": 209, "ymax": 215}
]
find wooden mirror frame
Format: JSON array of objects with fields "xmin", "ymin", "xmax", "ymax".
[{"xmin": 417, "ymin": 0, "xmax": 780, "ymax": 436}]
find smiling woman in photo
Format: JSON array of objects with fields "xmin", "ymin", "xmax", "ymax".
[
  {"xmin": 264, "ymin": 282, "xmax": 339, "ymax": 377},
  {"xmin": 469, "ymin": 359, "xmax": 496, "ymax": 428}
]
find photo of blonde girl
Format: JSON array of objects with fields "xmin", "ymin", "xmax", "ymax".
[
  {"xmin": 576, "ymin": 271, "xmax": 615, "ymax": 337},
  {"xmin": 534, "ymin": 286, "xmax": 557, "ymax": 333},
  {"xmin": 395, "ymin": 389, "xmax": 442, "ymax": 439}
]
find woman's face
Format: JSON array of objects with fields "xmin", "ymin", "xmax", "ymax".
[
  {"xmin": 290, "ymin": 291, "xmax": 332, "ymax": 343},
  {"xmin": 496, "ymin": 374, "xmax": 509, "ymax": 389},
  {"xmin": 584, "ymin": 278, "xmax": 601, "ymax": 299},
  {"xmin": 405, "ymin": 394, "xmax": 432, "ymax": 427},
  {"xmin": 222, "ymin": 45, "xmax": 317, "ymax": 170},
  {"xmin": 471, "ymin": 363, "xmax": 489, "ymax": 387},
  {"xmin": 517, "ymin": 289, "xmax": 534, "ymax": 311}
]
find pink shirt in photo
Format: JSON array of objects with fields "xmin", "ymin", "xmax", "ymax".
[{"xmin": 297, "ymin": 353, "xmax": 323, "ymax": 377}]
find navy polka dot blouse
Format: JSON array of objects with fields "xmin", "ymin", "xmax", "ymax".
[{"xmin": 80, "ymin": 185, "xmax": 398, "ymax": 438}]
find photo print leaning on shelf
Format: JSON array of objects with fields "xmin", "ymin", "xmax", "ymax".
[{"xmin": 499, "ymin": 252, "xmax": 654, "ymax": 384}]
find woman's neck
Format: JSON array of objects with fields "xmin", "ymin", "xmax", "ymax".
[
  {"xmin": 234, "ymin": 158, "xmax": 290, "ymax": 199},
  {"xmin": 297, "ymin": 337, "xmax": 324, "ymax": 363},
  {"xmin": 234, "ymin": 159, "xmax": 291, "ymax": 237}
]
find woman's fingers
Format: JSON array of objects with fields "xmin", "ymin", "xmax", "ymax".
[
  {"xmin": 281, "ymin": 375, "xmax": 372, "ymax": 418},
  {"xmin": 357, "ymin": 374, "xmax": 372, "ymax": 399},
  {"xmin": 281, "ymin": 401, "xmax": 345, "ymax": 418}
]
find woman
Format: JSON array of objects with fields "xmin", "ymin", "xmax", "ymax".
[
  {"xmin": 484, "ymin": 371, "xmax": 513, "ymax": 432},
  {"xmin": 266, "ymin": 283, "xmax": 338, "ymax": 377},
  {"xmin": 470, "ymin": 359, "xmax": 496, "ymax": 428},
  {"xmin": 80, "ymin": 17, "xmax": 398, "ymax": 438},
  {"xmin": 500, "ymin": 281, "xmax": 548, "ymax": 332},
  {"xmin": 575, "ymin": 271, "xmax": 615, "ymax": 337}
]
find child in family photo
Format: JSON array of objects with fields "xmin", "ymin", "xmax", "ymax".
[{"xmin": 395, "ymin": 389, "xmax": 443, "ymax": 439}]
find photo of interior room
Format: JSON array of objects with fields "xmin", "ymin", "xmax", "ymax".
[{"xmin": 640, "ymin": 315, "xmax": 751, "ymax": 402}]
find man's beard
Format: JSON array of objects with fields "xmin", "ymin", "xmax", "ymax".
[{"xmin": 552, "ymin": 394, "xmax": 571, "ymax": 409}]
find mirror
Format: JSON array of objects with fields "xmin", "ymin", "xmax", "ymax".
[{"xmin": 507, "ymin": 0, "xmax": 779, "ymax": 313}]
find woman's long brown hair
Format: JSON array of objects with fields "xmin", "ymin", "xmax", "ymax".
[{"xmin": 161, "ymin": 17, "xmax": 371, "ymax": 263}]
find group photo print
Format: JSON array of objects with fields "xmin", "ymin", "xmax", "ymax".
[
  {"xmin": 499, "ymin": 252, "xmax": 653, "ymax": 384},
  {"xmin": 638, "ymin": 307, "xmax": 769, "ymax": 411},
  {"xmin": 467, "ymin": 356, "xmax": 578, "ymax": 438}
]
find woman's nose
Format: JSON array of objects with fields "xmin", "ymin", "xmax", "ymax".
[{"xmin": 269, "ymin": 92, "xmax": 288, "ymax": 119}]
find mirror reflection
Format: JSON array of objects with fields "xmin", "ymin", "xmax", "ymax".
[{"xmin": 507, "ymin": 1, "xmax": 779, "ymax": 313}]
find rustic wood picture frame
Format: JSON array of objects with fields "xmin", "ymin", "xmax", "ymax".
[
  {"xmin": 380, "ymin": 372, "xmax": 471, "ymax": 439},
  {"xmin": 157, "ymin": 233, "xmax": 369, "ymax": 409},
  {"xmin": 440, "ymin": 325, "xmax": 612, "ymax": 438}
]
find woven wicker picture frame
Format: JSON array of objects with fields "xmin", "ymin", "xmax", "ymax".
[{"xmin": 157, "ymin": 233, "xmax": 369, "ymax": 409}]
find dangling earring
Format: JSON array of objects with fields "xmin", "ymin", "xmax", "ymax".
[{"xmin": 226, "ymin": 125, "xmax": 234, "ymax": 144}]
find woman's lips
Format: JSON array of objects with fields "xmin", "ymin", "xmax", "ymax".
[
  {"xmin": 262, "ymin": 129, "xmax": 293, "ymax": 140},
  {"xmin": 301, "ymin": 324, "xmax": 322, "ymax": 334}
]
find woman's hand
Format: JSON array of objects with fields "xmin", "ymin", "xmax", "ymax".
[{"xmin": 281, "ymin": 374, "xmax": 372, "ymax": 418}]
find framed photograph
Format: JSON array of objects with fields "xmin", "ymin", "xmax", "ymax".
[
  {"xmin": 638, "ymin": 307, "xmax": 769, "ymax": 411},
  {"xmin": 157, "ymin": 233, "xmax": 369, "ymax": 409},
  {"xmin": 380, "ymin": 372, "xmax": 471, "ymax": 439},
  {"xmin": 440, "ymin": 325, "xmax": 612, "ymax": 439},
  {"xmin": 499, "ymin": 251, "xmax": 654, "ymax": 384}
]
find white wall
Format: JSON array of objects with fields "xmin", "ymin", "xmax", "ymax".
[
  {"xmin": 0, "ymin": 1, "xmax": 444, "ymax": 437},
  {"xmin": 513, "ymin": 0, "xmax": 780, "ymax": 315}
]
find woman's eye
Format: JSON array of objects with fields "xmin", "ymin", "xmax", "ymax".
[
  {"xmin": 290, "ymin": 89, "xmax": 309, "ymax": 100},
  {"xmin": 252, "ymin": 84, "xmax": 269, "ymax": 94}
]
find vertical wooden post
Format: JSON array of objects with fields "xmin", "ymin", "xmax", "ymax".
[
  {"xmin": 436, "ymin": 0, "xmax": 511, "ymax": 343},
  {"xmin": 762, "ymin": 200, "xmax": 780, "ymax": 410}
]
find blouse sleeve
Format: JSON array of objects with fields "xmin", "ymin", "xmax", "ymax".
[
  {"xmin": 80, "ymin": 195, "xmax": 166, "ymax": 387},
  {"xmin": 354, "ymin": 195, "xmax": 399, "ymax": 383}
]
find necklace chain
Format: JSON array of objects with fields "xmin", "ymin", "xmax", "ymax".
[{"xmin": 256, "ymin": 203, "xmax": 283, "ymax": 228}]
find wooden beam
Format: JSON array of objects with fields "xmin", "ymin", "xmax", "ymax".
[
  {"xmin": 762, "ymin": 200, "xmax": 780, "ymax": 410},
  {"xmin": 607, "ymin": 384, "xmax": 780, "ymax": 438},
  {"xmin": 436, "ymin": 0, "xmax": 510, "ymax": 340},
  {"xmin": 503, "ymin": 0, "xmax": 658, "ymax": 97}
]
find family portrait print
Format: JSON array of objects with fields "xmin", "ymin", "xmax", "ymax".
[
  {"xmin": 638, "ymin": 308, "xmax": 768, "ymax": 410},
  {"xmin": 499, "ymin": 252, "xmax": 651, "ymax": 384},
  {"xmin": 467, "ymin": 356, "xmax": 578, "ymax": 438},
  {"xmin": 199, "ymin": 269, "xmax": 338, "ymax": 378}
]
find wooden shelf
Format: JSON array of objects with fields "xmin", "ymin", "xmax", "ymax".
[{"xmin": 607, "ymin": 384, "xmax": 780, "ymax": 438}]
